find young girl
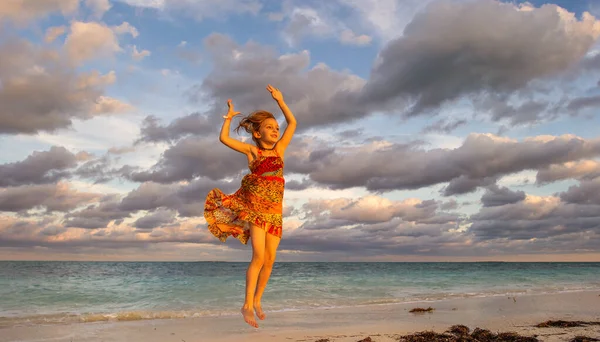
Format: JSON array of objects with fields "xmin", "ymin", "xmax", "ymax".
[{"xmin": 204, "ymin": 84, "xmax": 297, "ymax": 328}]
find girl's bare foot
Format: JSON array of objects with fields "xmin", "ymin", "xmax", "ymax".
[
  {"xmin": 241, "ymin": 307, "xmax": 258, "ymax": 328},
  {"xmin": 254, "ymin": 303, "xmax": 266, "ymax": 320}
]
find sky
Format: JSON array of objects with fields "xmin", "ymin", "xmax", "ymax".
[{"xmin": 1, "ymin": 0, "xmax": 600, "ymax": 262}]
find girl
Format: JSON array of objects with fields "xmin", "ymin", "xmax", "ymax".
[{"xmin": 204, "ymin": 84, "xmax": 297, "ymax": 328}]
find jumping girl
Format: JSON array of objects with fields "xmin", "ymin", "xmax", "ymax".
[{"xmin": 204, "ymin": 84, "xmax": 297, "ymax": 328}]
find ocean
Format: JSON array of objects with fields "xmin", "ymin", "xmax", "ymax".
[{"xmin": 1, "ymin": 261, "xmax": 598, "ymax": 327}]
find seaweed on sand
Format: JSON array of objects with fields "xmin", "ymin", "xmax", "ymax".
[
  {"xmin": 396, "ymin": 325, "xmax": 539, "ymax": 342},
  {"xmin": 409, "ymin": 307, "xmax": 435, "ymax": 313}
]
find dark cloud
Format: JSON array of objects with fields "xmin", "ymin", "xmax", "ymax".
[
  {"xmin": 63, "ymin": 196, "xmax": 131, "ymax": 229},
  {"xmin": 469, "ymin": 179, "xmax": 600, "ymax": 244},
  {"xmin": 567, "ymin": 95, "xmax": 600, "ymax": 113},
  {"xmin": 440, "ymin": 199, "xmax": 458, "ymax": 210},
  {"xmin": 0, "ymin": 36, "xmax": 117, "ymax": 134},
  {"xmin": 0, "ymin": 146, "xmax": 79, "ymax": 186},
  {"xmin": 74, "ymin": 155, "xmax": 134, "ymax": 183},
  {"xmin": 309, "ymin": 134, "xmax": 600, "ymax": 192},
  {"xmin": 0, "ymin": 183, "xmax": 99, "ymax": 212},
  {"xmin": 186, "ymin": 33, "xmax": 367, "ymax": 131},
  {"xmin": 481, "ymin": 184, "xmax": 526, "ymax": 207},
  {"xmin": 119, "ymin": 179, "xmax": 237, "ymax": 218},
  {"xmin": 421, "ymin": 118, "xmax": 466, "ymax": 134},
  {"xmin": 129, "ymin": 136, "xmax": 247, "ymax": 182},
  {"xmin": 336, "ymin": 128, "xmax": 364, "ymax": 139},
  {"xmin": 560, "ymin": 177, "xmax": 600, "ymax": 205},
  {"xmin": 443, "ymin": 176, "xmax": 497, "ymax": 196},
  {"xmin": 470, "ymin": 199, "xmax": 600, "ymax": 242},
  {"xmin": 133, "ymin": 209, "xmax": 177, "ymax": 229},
  {"xmin": 360, "ymin": 0, "xmax": 599, "ymax": 118},
  {"xmin": 285, "ymin": 178, "xmax": 315, "ymax": 191},
  {"xmin": 536, "ymin": 160, "xmax": 600, "ymax": 184},
  {"xmin": 137, "ymin": 113, "xmax": 214, "ymax": 144},
  {"xmin": 476, "ymin": 97, "xmax": 551, "ymax": 125}
]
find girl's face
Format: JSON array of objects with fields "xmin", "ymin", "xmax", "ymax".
[{"xmin": 255, "ymin": 118, "xmax": 280, "ymax": 145}]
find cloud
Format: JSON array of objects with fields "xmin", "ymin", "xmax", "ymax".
[
  {"xmin": 302, "ymin": 196, "xmax": 454, "ymax": 224},
  {"xmin": 536, "ymin": 160, "xmax": 600, "ymax": 184},
  {"xmin": 137, "ymin": 113, "xmax": 214, "ymax": 143},
  {"xmin": 44, "ymin": 26, "xmax": 67, "ymax": 43},
  {"xmin": 0, "ymin": 182, "xmax": 100, "ymax": 212},
  {"xmin": 188, "ymin": 33, "xmax": 366, "ymax": 131},
  {"xmin": 306, "ymin": 134, "xmax": 600, "ymax": 192},
  {"xmin": 280, "ymin": 5, "xmax": 372, "ymax": 47},
  {"xmin": 480, "ymin": 184, "xmax": 526, "ymax": 207},
  {"xmin": 118, "ymin": 0, "xmax": 262, "ymax": 20},
  {"xmin": 64, "ymin": 21, "xmax": 138, "ymax": 65},
  {"xmin": 129, "ymin": 136, "xmax": 247, "ymax": 182},
  {"xmin": 74, "ymin": 154, "xmax": 136, "ymax": 183},
  {"xmin": 0, "ymin": 35, "xmax": 127, "ymax": 134},
  {"xmin": 421, "ymin": 118, "xmax": 467, "ymax": 134},
  {"xmin": 340, "ymin": 29, "xmax": 372, "ymax": 46},
  {"xmin": 360, "ymin": 0, "xmax": 600, "ymax": 118},
  {"xmin": 338, "ymin": 0, "xmax": 431, "ymax": 42},
  {"xmin": 277, "ymin": 195, "xmax": 464, "ymax": 255},
  {"xmin": 119, "ymin": 179, "xmax": 238, "ymax": 217},
  {"xmin": 63, "ymin": 196, "xmax": 132, "ymax": 229},
  {"xmin": 132, "ymin": 45, "xmax": 151, "ymax": 61},
  {"xmin": 443, "ymin": 176, "xmax": 497, "ymax": 196},
  {"xmin": 0, "ymin": 0, "xmax": 79, "ymax": 24},
  {"xmin": 134, "ymin": 209, "xmax": 177, "ymax": 229},
  {"xmin": 90, "ymin": 96, "xmax": 135, "ymax": 115},
  {"xmin": 0, "ymin": 146, "xmax": 79, "ymax": 187},
  {"xmin": 86, "ymin": 0, "xmax": 112, "ymax": 18},
  {"xmin": 470, "ymin": 193, "xmax": 600, "ymax": 244},
  {"xmin": 560, "ymin": 177, "xmax": 600, "ymax": 205},
  {"xmin": 567, "ymin": 94, "xmax": 600, "ymax": 114}
]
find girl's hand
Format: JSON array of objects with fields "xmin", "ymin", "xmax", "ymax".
[
  {"xmin": 223, "ymin": 99, "xmax": 241, "ymax": 119},
  {"xmin": 267, "ymin": 84, "xmax": 284, "ymax": 102}
]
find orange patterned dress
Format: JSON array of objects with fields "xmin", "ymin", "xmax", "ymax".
[{"xmin": 204, "ymin": 148, "xmax": 285, "ymax": 244}]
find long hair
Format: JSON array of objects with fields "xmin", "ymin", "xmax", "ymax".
[{"xmin": 235, "ymin": 110, "xmax": 276, "ymax": 147}]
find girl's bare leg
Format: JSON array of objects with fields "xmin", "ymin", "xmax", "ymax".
[
  {"xmin": 253, "ymin": 232, "xmax": 281, "ymax": 320},
  {"xmin": 241, "ymin": 225, "xmax": 265, "ymax": 328}
]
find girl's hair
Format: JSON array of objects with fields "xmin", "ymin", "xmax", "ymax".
[{"xmin": 235, "ymin": 110, "xmax": 276, "ymax": 146}]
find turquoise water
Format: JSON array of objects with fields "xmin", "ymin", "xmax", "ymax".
[{"xmin": 0, "ymin": 261, "xmax": 598, "ymax": 326}]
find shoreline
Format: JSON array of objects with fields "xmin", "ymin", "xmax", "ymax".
[
  {"xmin": 2, "ymin": 288, "xmax": 598, "ymax": 327},
  {"xmin": 1, "ymin": 290, "xmax": 599, "ymax": 342}
]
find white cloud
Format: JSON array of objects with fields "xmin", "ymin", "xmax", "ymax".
[
  {"xmin": 132, "ymin": 45, "xmax": 151, "ymax": 61},
  {"xmin": 44, "ymin": 26, "xmax": 66, "ymax": 43},
  {"xmin": 64, "ymin": 22, "xmax": 121, "ymax": 65},
  {"xmin": 0, "ymin": 0, "xmax": 79, "ymax": 23},
  {"xmin": 337, "ymin": 0, "xmax": 433, "ymax": 42},
  {"xmin": 340, "ymin": 29, "xmax": 372, "ymax": 46},
  {"xmin": 281, "ymin": 5, "xmax": 373, "ymax": 47},
  {"xmin": 90, "ymin": 96, "xmax": 135, "ymax": 115},
  {"xmin": 85, "ymin": 0, "xmax": 112, "ymax": 18},
  {"xmin": 113, "ymin": 22, "xmax": 139, "ymax": 37},
  {"xmin": 117, "ymin": 0, "xmax": 261, "ymax": 20}
]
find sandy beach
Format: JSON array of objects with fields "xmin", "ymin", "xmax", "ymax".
[{"xmin": 2, "ymin": 291, "xmax": 599, "ymax": 342}]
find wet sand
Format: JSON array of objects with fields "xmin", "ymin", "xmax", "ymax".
[{"xmin": 2, "ymin": 291, "xmax": 599, "ymax": 342}]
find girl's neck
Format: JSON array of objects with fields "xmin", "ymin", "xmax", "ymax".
[{"xmin": 258, "ymin": 142, "xmax": 276, "ymax": 150}]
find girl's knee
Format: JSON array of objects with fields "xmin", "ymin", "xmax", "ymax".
[
  {"xmin": 251, "ymin": 253, "xmax": 265, "ymax": 266},
  {"xmin": 263, "ymin": 254, "xmax": 276, "ymax": 268}
]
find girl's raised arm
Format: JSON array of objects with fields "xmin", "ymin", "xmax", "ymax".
[
  {"xmin": 219, "ymin": 99, "xmax": 253, "ymax": 155},
  {"xmin": 267, "ymin": 85, "xmax": 296, "ymax": 155}
]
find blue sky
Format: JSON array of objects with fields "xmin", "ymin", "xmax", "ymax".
[{"xmin": 1, "ymin": 0, "xmax": 600, "ymax": 261}]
